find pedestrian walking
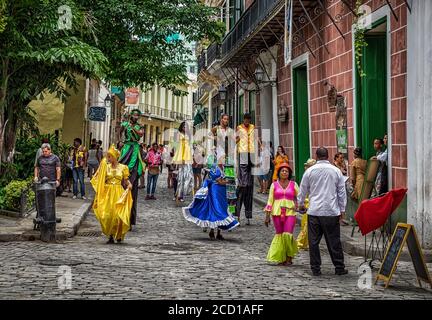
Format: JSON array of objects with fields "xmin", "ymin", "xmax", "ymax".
[
  {"xmin": 90, "ymin": 145, "xmax": 133, "ymax": 244},
  {"xmin": 297, "ymin": 147, "xmax": 348, "ymax": 276},
  {"xmin": 87, "ymin": 143, "xmax": 100, "ymax": 179},
  {"xmin": 63, "ymin": 146, "xmax": 74, "ymax": 193},
  {"xmin": 272, "ymin": 146, "xmax": 289, "ymax": 182},
  {"xmin": 296, "ymin": 158, "xmax": 316, "ymax": 251},
  {"xmin": 192, "ymin": 143, "xmax": 205, "ymax": 193},
  {"xmin": 144, "ymin": 142, "xmax": 162, "ymax": 200},
  {"xmin": 264, "ymin": 163, "xmax": 299, "ymax": 265},
  {"xmin": 72, "ymin": 138, "xmax": 88, "ymax": 200},
  {"xmin": 257, "ymin": 142, "xmax": 271, "ymax": 194}
]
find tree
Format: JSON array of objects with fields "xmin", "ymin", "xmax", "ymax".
[
  {"xmin": 0, "ymin": 0, "xmax": 224, "ymax": 165},
  {"xmin": 78, "ymin": 0, "xmax": 225, "ymax": 92},
  {"xmin": 0, "ymin": 0, "xmax": 108, "ymax": 164}
]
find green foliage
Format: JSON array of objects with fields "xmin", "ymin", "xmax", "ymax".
[
  {"xmin": 14, "ymin": 131, "xmax": 71, "ymax": 179},
  {"xmin": 0, "ymin": 162, "xmax": 18, "ymax": 188},
  {"xmin": 354, "ymin": 0, "xmax": 368, "ymax": 77},
  {"xmin": 2, "ymin": 180, "xmax": 35, "ymax": 212}
]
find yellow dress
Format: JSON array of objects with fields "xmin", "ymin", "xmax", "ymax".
[
  {"xmin": 90, "ymin": 159, "xmax": 133, "ymax": 240},
  {"xmin": 172, "ymin": 133, "xmax": 193, "ymax": 164},
  {"xmin": 296, "ymin": 197, "xmax": 309, "ymax": 250}
]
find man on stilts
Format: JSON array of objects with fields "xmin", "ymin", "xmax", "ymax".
[
  {"xmin": 235, "ymin": 113, "xmax": 260, "ymax": 225},
  {"xmin": 119, "ymin": 109, "xmax": 145, "ymax": 230}
]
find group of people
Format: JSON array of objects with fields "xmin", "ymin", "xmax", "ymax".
[{"xmin": 32, "ymin": 106, "xmax": 389, "ymax": 277}]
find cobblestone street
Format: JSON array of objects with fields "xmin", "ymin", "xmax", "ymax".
[{"xmin": 0, "ymin": 173, "xmax": 431, "ymax": 300}]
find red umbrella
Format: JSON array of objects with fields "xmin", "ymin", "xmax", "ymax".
[{"xmin": 354, "ymin": 188, "xmax": 407, "ymax": 236}]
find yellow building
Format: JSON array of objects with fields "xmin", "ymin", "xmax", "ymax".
[{"xmin": 125, "ymin": 82, "xmax": 196, "ymax": 146}]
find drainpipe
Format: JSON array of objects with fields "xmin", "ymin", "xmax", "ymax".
[{"xmin": 271, "ymin": 59, "xmax": 280, "ymax": 148}]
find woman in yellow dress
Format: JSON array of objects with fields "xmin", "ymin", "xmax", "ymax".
[
  {"xmin": 172, "ymin": 121, "xmax": 194, "ymax": 204},
  {"xmin": 91, "ymin": 144, "xmax": 133, "ymax": 244},
  {"xmin": 296, "ymin": 158, "xmax": 316, "ymax": 250},
  {"xmin": 272, "ymin": 146, "xmax": 289, "ymax": 181}
]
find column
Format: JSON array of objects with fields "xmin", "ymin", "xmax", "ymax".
[{"xmin": 407, "ymin": 0, "xmax": 432, "ymax": 249}]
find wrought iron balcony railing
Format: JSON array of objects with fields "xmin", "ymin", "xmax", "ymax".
[
  {"xmin": 197, "ymin": 50, "xmax": 207, "ymax": 74},
  {"xmin": 221, "ymin": 0, "xmax": 280, "ymax": 56},
  {"xmin": 206, "ymin": 42, "xmax": 221, "ymax": 68}
]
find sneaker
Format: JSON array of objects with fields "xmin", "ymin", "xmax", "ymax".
[
  {"xmin": 172, "ymin": 197, "xmax": 176, "ymax": 201},
  {"xmin": 145, "ymin": 195, "xmax": 151, "ymax": 200},
  {"xmin": 246, "ymin": 219, "xmax": 251, "ymax": 226},
  {"xmin": 151, "ymin": 195, "xmax": 156, "ymax": 200},
  {"xmin": 312, "ymin": 270, "xmax": 322, "ymax": 276},
  {"xmin": 72, "ymin": 195, "xmax": 77, "ymax": 199},
  {"xmin": 335, "ymin": 269, "xmax": 349, "ymax": 276},
  {"xmin": 82, "ymin": 196, "xmax": 87, "ymax": 200}
]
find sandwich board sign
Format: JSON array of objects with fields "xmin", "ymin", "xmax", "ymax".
[{"xmin": 375, "ymin": 223, "xmax": 432, "ymax": 289}]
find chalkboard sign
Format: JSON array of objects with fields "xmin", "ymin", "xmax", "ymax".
[
  {"xmin": 88, "ymin": 106, "xmax": 107, "ymax": 122},
  {"xmin": 376, "ymin": 223, "xmax": 432, "ymax": 288}
]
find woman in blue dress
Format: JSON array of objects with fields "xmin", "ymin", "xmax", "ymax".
[{"xmin": 183, "ymin": 164, "xmax": 239, "ymax": 240}]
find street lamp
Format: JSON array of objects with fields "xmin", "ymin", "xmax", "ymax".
[
  {"xmin": 218, "ymin": 85, "xmax": 227, "ymax": 101},
  {"xmin": 254, "ymin": 65, "xmax": 277, "ymax": 87},
  {"xmin": 104, "ymin": 94, "xmax": 114, "ymax": 107},
  {"xmin": 254, "ymin": 66, "xmax": 264, "ymax": 82}
]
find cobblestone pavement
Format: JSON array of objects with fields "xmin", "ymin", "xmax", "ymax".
[{"xmin": 0, "ymin": 172, "xmax": 431, "ymax": 300}]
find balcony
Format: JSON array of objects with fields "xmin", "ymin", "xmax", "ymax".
[
  {"xmin": 206, "ymin": 43, "xmax": 221, "ymax": 69},
  {"xmin": 197, "ymin": 50, "xmax": 207, "ymax": 74}
]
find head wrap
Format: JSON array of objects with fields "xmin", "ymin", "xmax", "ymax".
[{"xmin": 107, "ymin": 144, "xmax": 121, "ymax": 160}]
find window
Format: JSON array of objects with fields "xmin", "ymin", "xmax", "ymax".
[{"xmin": 189, "ymin": 65, "xmax": 196, "ymax": 74}]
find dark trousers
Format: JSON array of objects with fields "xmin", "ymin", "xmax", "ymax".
[
  {"xmin": 147, "ymin": 173, "xmax": 159, "ymax": 195},
  {"xmin": 308, "ymin": 215, "xmax": 345, "ymax": 272},
  {"xmin": 130, "ymin": 176, "xmax": 139, "ymax": 225},
  {"xmin": 236, "ymin": 186, "xmax": 253, "ymax": 219},
  {"xmin": 72, "ymin": 168, "xmax": 85, "ymax": 197}
]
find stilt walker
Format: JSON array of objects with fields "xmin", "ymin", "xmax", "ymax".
[
  {"xmin": 119, "ymin": 109, "xmax": 145, "ymax": 229},
  {"xmin": 235, "ymin": 113, "xmax": 260, "ymax": 225}
]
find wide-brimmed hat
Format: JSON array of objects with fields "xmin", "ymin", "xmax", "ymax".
[
  {"xmin": 277, "ymin": 163, "xmax": 292, "ymax": 177},
  {"xmin": 304, "ymin": 158, "xmax": 317, "ymax": 168}
]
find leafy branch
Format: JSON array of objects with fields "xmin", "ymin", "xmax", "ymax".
[{"xmin": 353, "ymin": 0, "xmax": 368, "ymax": 77}]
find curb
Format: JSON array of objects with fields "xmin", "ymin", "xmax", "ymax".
[{"xmin": 0, "ymin": 201, "xmax": 92, "ymax": 242}]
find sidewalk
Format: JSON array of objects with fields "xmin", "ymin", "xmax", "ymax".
[
  {"xmin": 253, "ymin": 187, "xmax": 432, "ymax": 263},
  {"xmin": 0, "ymin": 181, "xmax": 94, "ymax": 242}
]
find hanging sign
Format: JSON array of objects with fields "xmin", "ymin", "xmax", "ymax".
[
  {"xmin": 284, "ymin": 0, "xmax": 293, "ymax": 65},
  {"xmin": 88, "ymin": 106, "xmax": 106, "ymax": 122},
  {"xmin": 125, "ymin": 87, "xmax": 140, "ymax": 107}
]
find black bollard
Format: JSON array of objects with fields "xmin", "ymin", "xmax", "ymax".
[{"xmin": 34, "ymin": 177, "xmax": 61, "ymax": 242}]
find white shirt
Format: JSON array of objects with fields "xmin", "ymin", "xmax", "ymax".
[{"xmin": 297, "ymin": 160, "xmax": 347, "ymax": 217}]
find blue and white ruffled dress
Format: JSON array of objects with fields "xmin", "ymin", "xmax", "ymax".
[{"xmin": 183, "ymin": 166, "xmax": 239, "ymax": 231}]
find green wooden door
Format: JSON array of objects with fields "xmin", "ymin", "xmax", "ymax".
[
  {"xmin": 356, "ymin": 34, "xmax": 387, "ymax": 159},
  {"xmin": 293, "ymin": 66, "xmax": 310, "ymax": 183}
]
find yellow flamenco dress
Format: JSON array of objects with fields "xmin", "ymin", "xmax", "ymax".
[
  {"xmin": 90, "ymin": 158, "xmax": 133, "ymax": 241},
  {"xmin": 296, "ymin": 197, "xmax": 309, "ymax": 250}
]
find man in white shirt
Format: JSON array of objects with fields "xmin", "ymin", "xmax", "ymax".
[{"xmin": 297, "ymin": 147, "xmax": 348, "ymax": 276}]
